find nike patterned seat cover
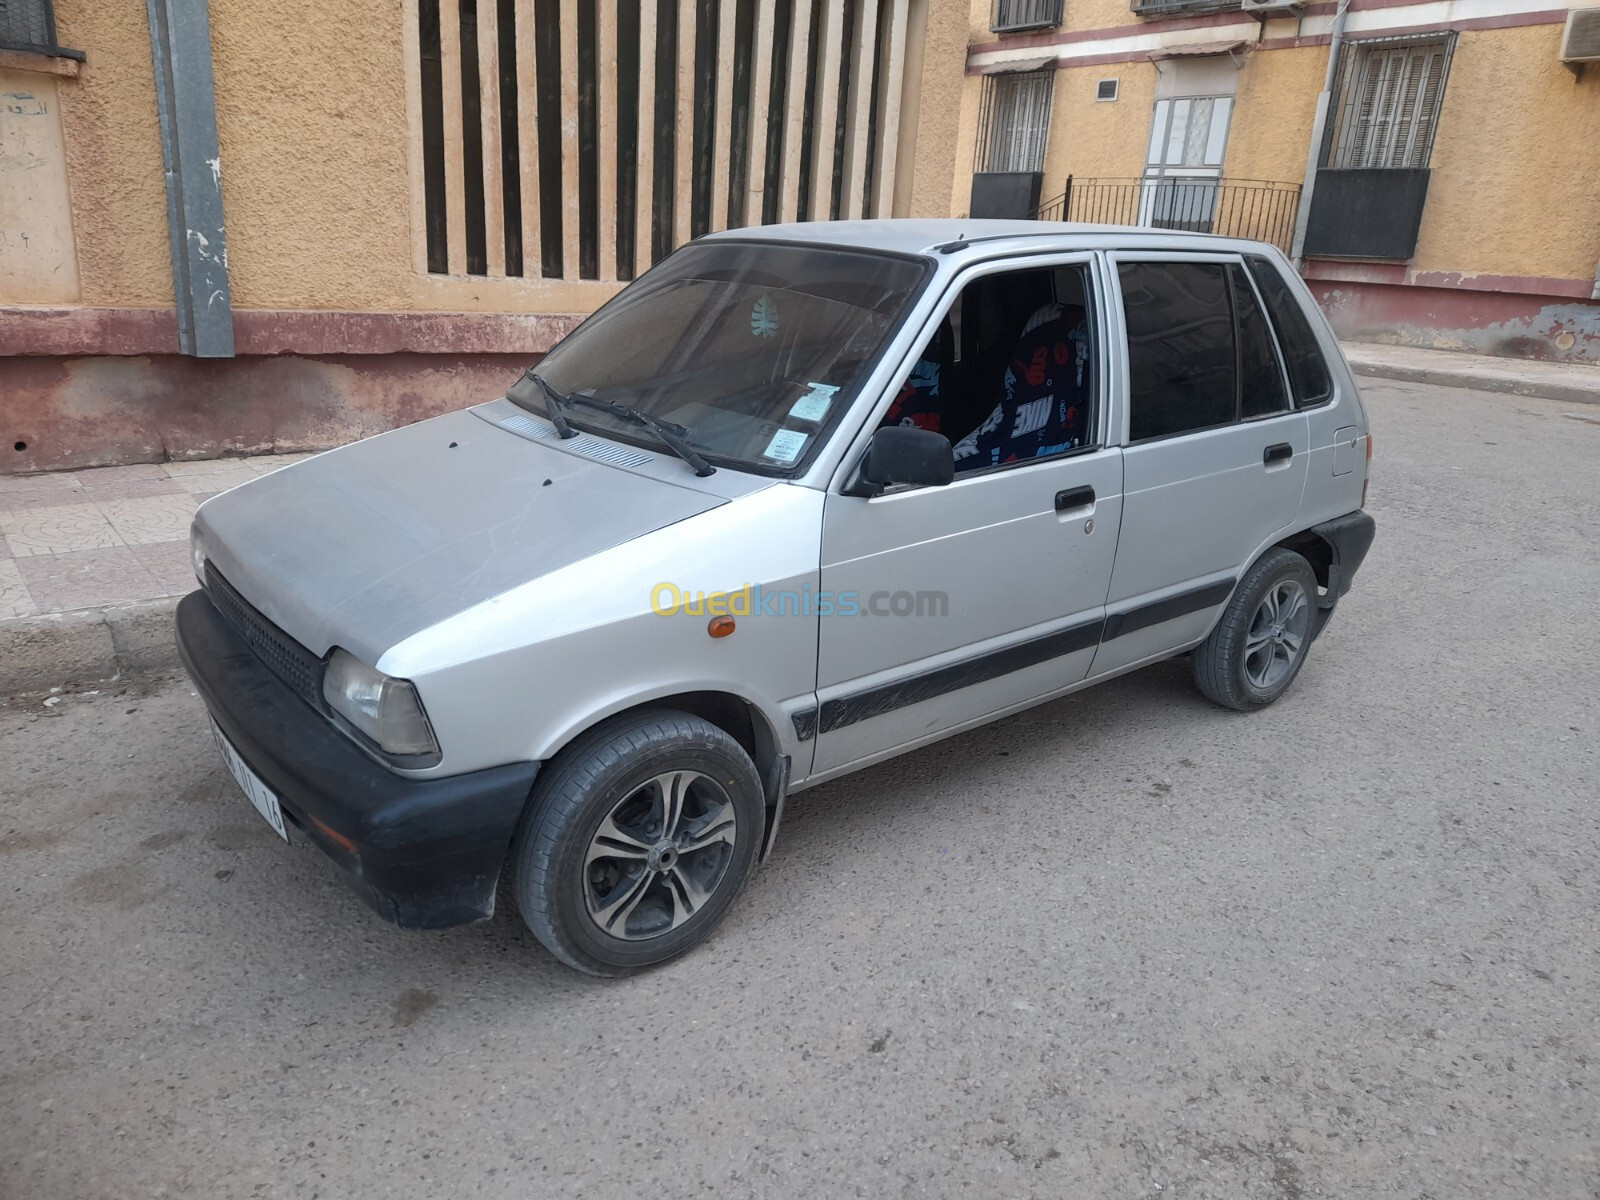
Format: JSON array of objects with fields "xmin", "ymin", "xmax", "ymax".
[{"xmin": 952, "ymin": 302, "xmax": 1090, "ymax": 471}]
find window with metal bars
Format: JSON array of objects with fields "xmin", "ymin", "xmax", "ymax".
[
  {"xmin": 991, "ymin": 0, "xmax": 1063, "ymax": 34},
  {"xmin": 0, "ymin": 0, "xmax": 62, "ymax": 54},
  {"xmin": 975, "ymin": 69, "xmax": 1054, "ymax": 174},
  {"xmin": 1326, "ymin": 35, "xmax": 1455, "ymax": 170}
]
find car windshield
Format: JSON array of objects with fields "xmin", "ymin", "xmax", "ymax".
[{"xmin": 520, "ymin": 240, "xmax": 930, "ymax": 473}]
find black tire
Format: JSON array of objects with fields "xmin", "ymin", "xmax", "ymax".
[
  {"xmin": 1192, "ymin": 547, "xmax": 1319, "ymax": 712},
  {"xmin": 509, "ymin": 709, "xmax": 765, "ymax": 976}
]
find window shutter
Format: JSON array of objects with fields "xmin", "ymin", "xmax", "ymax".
[
  {"xmin": 1331, "ymin": 35, "xmax": 1454, "ymax": 170},
  {"xmin": 1409, "ymin": 48, "xmax": 1448, "ymax": 168}
]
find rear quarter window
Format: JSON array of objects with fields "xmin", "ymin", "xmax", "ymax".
[{"xmin": 1245, "ymin": 256, "xmax": 1334, "ymax": 408}]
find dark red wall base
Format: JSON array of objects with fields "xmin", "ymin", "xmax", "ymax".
[
  {"xmin": 2, "ymin": 352, "xmax": 534, "ymax": 475},
  {"xmin": 1305, "ymin": 277, "xmax": 1600, "ymax": 364}
]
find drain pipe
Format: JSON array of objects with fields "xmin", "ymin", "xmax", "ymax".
[{"xmin": 1290, "ymin": 0, "xmax": 1352, "ymax": 269}]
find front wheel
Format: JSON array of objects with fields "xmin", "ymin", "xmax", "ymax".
[
  {"xmin": 509, "ymin": 710, "xmax": 764, "ymax": 976},
  {"xmin": 1192, "ymin": 547, "xmax": 1319, "ymax": 712}
]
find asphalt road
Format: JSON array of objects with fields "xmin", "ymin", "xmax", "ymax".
[{"xmin": 3, "ymin": 379, "xmax": 1597, "ymax": 1200}]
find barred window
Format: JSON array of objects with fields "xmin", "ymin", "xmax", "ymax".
[
  {"xmin": 991, "ymin": 0, "xmax": 1063, "ymax": 34},
  {"xmin": 975, "ymin": 69, "xmax": 1054, "ymax": 174},
  {"xmin": 0, "ymin": 0, "xmax": 61, "ymax": 53},
  {"xmin": 1327, "ymin": 35, "xmax": 1454, "ymax": 170}
]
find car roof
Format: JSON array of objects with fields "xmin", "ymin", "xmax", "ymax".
[{"xmin": 700, "ymin": 218, "xmax": 1267, "ymax": 259}]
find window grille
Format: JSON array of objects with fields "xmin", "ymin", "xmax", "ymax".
[
  {"xmin": 992, "ymin": 0, "xmax": 1063, "ymax": 34},
  {"xmin": 975, "ymin": 69, "xmax": 1055, "ymax": 175},
  {"xmin": 1327, "ymin": 35, "xmax": 1455, "ymax": 170},
  {"xmin": 0, "ymin": 0, "xmax": 60, "ymax": 52}
]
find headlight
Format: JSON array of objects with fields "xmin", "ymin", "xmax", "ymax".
[
  {"xmin": 190, "ymin": 525, "xmax": 208, "ymax": 587},
  {"xmin": 322, "ymin": 649, "xmax": 440, "ymax": 759}
]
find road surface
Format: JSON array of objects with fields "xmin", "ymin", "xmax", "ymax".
[{"xmin": 3, "ymin": 379, "xmax": 1597, "ymax": 1198}]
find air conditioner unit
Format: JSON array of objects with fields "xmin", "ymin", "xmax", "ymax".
[
  {"xmin": 1241, "ymin": 0, "xmax": 1304, "ymax": 14},
  {"xmin": 1560, "ymin": 6, "xmax": 1600, "ymax": 76}
]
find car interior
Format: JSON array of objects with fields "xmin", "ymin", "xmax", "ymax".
[{"xmin": 882, "ymin": 265, "xmax": 1096, "ymax": 462}]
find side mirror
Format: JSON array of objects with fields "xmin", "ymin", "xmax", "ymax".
[{"xmin": 854, "ymin": 425, "xmax": 954, "ymax": 495}]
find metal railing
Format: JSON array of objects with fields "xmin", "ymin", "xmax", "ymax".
[
  {"xmin": 993, "ymin": 0, "xmax": 1065, "ymax": 32},
  {"xmin": 1032, "ymin": 176, "xmax": 1302, "ymax": 253}
]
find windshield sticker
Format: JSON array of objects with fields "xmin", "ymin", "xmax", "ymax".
[
  {"xmin": 750, "ymin": 294, "xmax": 780, "ymax": 338},
  {"xmin": 762, "ymin": 428, "xmax": 809, "ymax": 464},
  {"xmin": 788, "ymin": 382, "xmax": 839, "ymax": 424}
]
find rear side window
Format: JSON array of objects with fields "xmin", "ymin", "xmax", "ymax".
[
  {"xmin": 1119, "ymin": 262, "xmax": 1236, "ymax": 441},
  {"xmin": 1231, "ymin": 263, "xmax": 1290, "ymax": 419},
  {"xmin": 1245, "ymin": 255, "xmax": 1333, "ymax": 407}
]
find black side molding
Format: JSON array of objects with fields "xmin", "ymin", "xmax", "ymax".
[
  {"xmin": 1101, "ymin": 579, "xmax": 1236, "ymax": 643},
  {"xmin": 818, "ymin": 617, "xmax": 1104, "ymax": 735},
  {"xmin": 791, "ymin": 708, "xmax": 818, "ymax": 742}
]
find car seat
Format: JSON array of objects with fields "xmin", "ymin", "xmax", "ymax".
[{"xmin": 951, "ymin": 302, "xmax": 1091, "ymax": 470}]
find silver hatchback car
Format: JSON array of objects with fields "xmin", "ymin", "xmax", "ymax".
[{"xmin": 179, "ymin": 219, "xmax": 1374, "ymax": 975}]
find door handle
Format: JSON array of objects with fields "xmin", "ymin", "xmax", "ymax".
[
  {"xmin": 1263, "ymin": 442, "xmax": 1293, "ymax": 465},
  {"xmin": 1055, "ymin": 485, "xmax": 1095, "ymax": 512}
]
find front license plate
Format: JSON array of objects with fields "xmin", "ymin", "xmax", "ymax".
[{"xmin": 210, "ymin": 720, "xmax": 289, "ymax": 842}]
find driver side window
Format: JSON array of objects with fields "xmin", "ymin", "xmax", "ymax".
[{"xmin": 879, "ymin": 264, "xmax": 1099, "ymax": 474}]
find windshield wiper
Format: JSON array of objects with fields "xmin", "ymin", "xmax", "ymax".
[
  {"xmin": 507, "ymin": 369, "xmax": 578, "ymax": 439},
  {"xmin": 564, "ymin": 394, "xmax": 716, "ymax": 478}
]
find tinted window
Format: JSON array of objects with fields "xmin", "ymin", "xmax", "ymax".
[
  {"xmin": 1120, "ymin": 262, "xmax": 1236, "ymax": 441},
  {"xmin": 1245, "ymin": 255, "xmax": 1333, "ymax": 407},
  {"xmin": 1231, "ymin": 264, "xmax": 1290, "ymax": 418}
]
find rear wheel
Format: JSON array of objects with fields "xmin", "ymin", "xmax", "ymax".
[
  {"xmin": 1192, "ymin": 547, "xmax": 1318, "ymax": 712},
  {"xmin": 509, "ymin": 710, "xmax": 764, "ymax": 976}
]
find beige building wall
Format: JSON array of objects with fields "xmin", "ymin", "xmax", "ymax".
[
  {"xmin": 1222, "ymin": 46, "xmax": 1323, "ymax": 187},
  {"xmin": 1413, "ymin": 22, "xmax": 1600, "ymax": 283},
  {"xmin": 20, "ymin": 0, "xmax": 971, "ymax": 321},
  {"xmin": 211, "ymin": 0, "xmax": 413, "ymax": 312},
  {"xmin": 906, "ymin": 0, "xmax": 971, "ymax": 219},
  {"xmin": 47, "ymin": 0, "xmax": 169, "ymax": 308},
  {"xmin": 0, "ymin": 67, "xmax": 81, "ymax": 303},
  {"xmin": 1039, "ymin": 63, "xmax": 1155, "ymax": 188}
]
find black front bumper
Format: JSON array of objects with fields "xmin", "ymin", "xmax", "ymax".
[{"xmin": 175, "ymin": 590, "xmax": 539, "ymax": 929}]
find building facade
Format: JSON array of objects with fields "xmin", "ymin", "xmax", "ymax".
[
  {"xmin": 4, "ymin": 0, "xmax": 1597, "ymax": 476},
  {"xmin": 958, "ymin": 0, "xmax": 1600, "ymax": 362},
  {"xmin": 1, "ymin": 0, "xmax": 969, "ymax": 472}
]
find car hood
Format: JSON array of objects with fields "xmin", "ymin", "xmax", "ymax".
[{"xmin": 196, "ymin": 406, "xmax": 751, "ymax": 662}]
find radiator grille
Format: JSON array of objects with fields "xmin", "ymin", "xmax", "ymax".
[{"xmin": 205, "ymin": 565, "xmax": 323, "ymax": 707}]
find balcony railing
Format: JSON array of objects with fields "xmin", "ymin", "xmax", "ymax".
[{"xmin": 1032, "ymin": 176, "xmax": 1302, "ymax": 254}]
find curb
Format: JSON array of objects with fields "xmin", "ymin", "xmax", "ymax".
[
  {"xmin": 1345, "ymin": 355, "xmax": 1600, "ymax": 407},
  {"xmin": 0, "ymin": 596, "xmax": 182, "ymax": 698}
]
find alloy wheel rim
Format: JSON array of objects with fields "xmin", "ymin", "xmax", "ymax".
[
  {"xmin": 582, "ymin": 770, "xmax": 738, "ymax": 941},
  {"xmin": 1244, "ymin": 579, "xmax": 1310, "ymax": 690}
]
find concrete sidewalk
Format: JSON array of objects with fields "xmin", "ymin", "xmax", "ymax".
[
  {"xmin": 2, "ymin": 342, "xmax": 1598, "ymax": 695},
  {"xmin": 1343, "ymin": 341, "xmax": 1600, "ymax": 405},
  {"xmin": 0, "ymin": 454, "xmax": 316, "ymax": 695}
]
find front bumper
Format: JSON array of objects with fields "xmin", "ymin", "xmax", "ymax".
[{"xmin": 175, "ymin": 589, "xmax": 539, "ymax": 929}]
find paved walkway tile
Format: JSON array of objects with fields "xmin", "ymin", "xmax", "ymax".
[{"xmin": 0, "ymin": 453, "xmax": 316, "ymax": 619}]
